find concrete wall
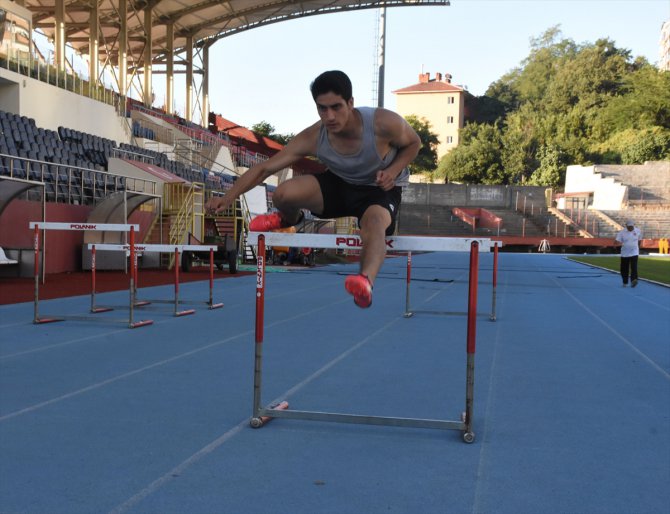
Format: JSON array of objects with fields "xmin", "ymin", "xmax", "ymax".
[
  {"xmin": 563, "ymin": 165, "xmax": 627, "ymax": 210},
  {"xmin": 402, "ymin": 183, "xmax": 548, "ymax": 209},
  {"xmin": 0, "ymin": 67, "xmax": 130, "ymax": 143},
  {"xmin": 212, "ymin": 146, "xmax": 236, "ymax": 175}
]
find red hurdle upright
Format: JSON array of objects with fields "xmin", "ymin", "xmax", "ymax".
[{"xmin": 463, "ymin": 240, "xmax": 479, "ymax": 442}]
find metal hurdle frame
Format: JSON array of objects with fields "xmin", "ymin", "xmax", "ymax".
[
  {"xmin": 403, "ymin": 241, "xmax": 501, "ymax": 321},
  {"xmin": 29, "ymin": 222, "xmax": 153, "ymax": 328},
  {"xmin": 247, "ymin": 232, "xmax": 490, "ymax": 443},
  {"xmin": 87, "ymin": 243, "xmax": 224, "ymax": 316}
]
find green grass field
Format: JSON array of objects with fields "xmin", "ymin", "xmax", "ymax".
[{"xmin": 569, "ymin": 255, "xmax": 670, "ymax": 285}]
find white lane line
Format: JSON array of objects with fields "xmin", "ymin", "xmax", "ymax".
[
  {"xmin": 0, "ymin": 277, "xmax": 368, "ymax": 422},
  {"xmin": 0, "ymin": 279, "xmax": 338, "ymax": 360},
  {"xmin": 471, "ymin": 261, "xmax": 509, "ymax": 514},
  {"xmin": 108, "ymin": 313, "xmax": 404, "ymax": 514},
  {"xmin": 551, "ymin": 276, "xmax": 670, "ymax": 381}
]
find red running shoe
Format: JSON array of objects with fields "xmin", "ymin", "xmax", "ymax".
[
  {"xmin": 345, "ymin": 273, "xmax": 373, "ymax": 309},
  {"xmin": 249, "ymin": 212, "xmax": 284, "ymax": 231}
]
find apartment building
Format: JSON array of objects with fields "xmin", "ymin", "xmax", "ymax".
[{"xmin": 392, "ymin": 71, "xmax": 465, "ymax": 159}]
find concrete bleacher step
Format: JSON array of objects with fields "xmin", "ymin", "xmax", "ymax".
[{"xmin": 602, "ymin": 209, "xmax": 670, "ymax": 238}]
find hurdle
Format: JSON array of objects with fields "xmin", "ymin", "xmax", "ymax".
[
  {"xmin": 404, "ymin": 240, "xmax": 500, "ymax": 321},
  {"xmin": 87, "ymin": 243, "xmax": 224, "ymax": 316},
  {"xmin": 29, "ymin": 222, "xmax": 153, "ymax": 328},
  {"xmin": 247, "ymin": 232, "xmax": 488, "ymax": 443}
]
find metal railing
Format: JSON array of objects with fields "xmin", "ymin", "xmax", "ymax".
[
  {"xmin": 0, "ymin": 52, "xmax": 124, "ymax": 114},
  {"xmin": 0, "ymin": 153, "xmax": 157, "ymax": 204}
]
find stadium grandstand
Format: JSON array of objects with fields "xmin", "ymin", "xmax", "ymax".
[{"xmin": 1, "ymin": 0, "xmax": 669, "ymax": 280}]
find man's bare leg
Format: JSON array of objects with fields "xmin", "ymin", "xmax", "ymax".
[
  {"xmin": 271, "ymin": 175, "xmax": 324, "ymax": 224},
  {"xmin": 358, "ymin": 205, "xmax": 392, "ymax": 284}
]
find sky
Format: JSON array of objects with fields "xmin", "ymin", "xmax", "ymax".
[{"xmin": 178, "ymin": 0, "xmax": 669, "ymax": 135}]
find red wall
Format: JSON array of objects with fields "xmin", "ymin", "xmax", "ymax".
[
  {"xmin": 452, "ymin": 207, "xmax": 502, "ymax": 231},
  {"xmin": 0, "ymin": 200, "xmax": 92, "ymax": 273},
  {"xmin": 0, "ymin": 200, "xmax": 155, "ymax": 274}
]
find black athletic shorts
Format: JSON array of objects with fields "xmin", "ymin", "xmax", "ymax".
[{"xmin": 312, "ymin": 170, "xmax": 402, "ymax": 236}]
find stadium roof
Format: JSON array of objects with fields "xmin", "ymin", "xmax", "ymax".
[{"xmin": 26, "ymin": 0, "xmax": 450, "ymax": 67}]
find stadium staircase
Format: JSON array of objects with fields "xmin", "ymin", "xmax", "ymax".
[{"xmin": 145, "ymin": 182, "xmax": 203, "ymax": 269}]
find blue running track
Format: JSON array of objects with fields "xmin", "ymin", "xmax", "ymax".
[{"xmin": 1, "ymin": 252, "xmax": 668, "ymax": 514}]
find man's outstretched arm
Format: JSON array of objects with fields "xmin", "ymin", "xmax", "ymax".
[{"xmin": 205, "ymin": 125, "xmax": 318, "ymax": 214}]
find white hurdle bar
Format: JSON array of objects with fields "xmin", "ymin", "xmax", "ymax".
[
  {"xmin": 248, "ymin": 231, "xmax": 494, "ymax": 252},
  {"xmin": 247, "ymin": 232, "xmax": 486, "ymax": 443},
  {"xmin": 88, "ymin": 243, "xmax": 223, "ymax": 316},
  {"xmin": 29, "ymin": 222, "xmax": 153, "ymax": 328},
  {"xmin": 403, "ymin": 241, "xmax": 501, "ymax": 321}
]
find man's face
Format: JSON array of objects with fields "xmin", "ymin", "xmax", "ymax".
[
  {"xmin": 315, "ymin": 92, "xmax": 354, "ymax": 133},
  {"xmin": 627, "ymin": 225, "xmax": 634, "ymax": 231}
]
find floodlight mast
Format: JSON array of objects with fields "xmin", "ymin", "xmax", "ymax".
[{"xmin": 377, "ymin": 7, "xmax": 387, "ymax": 108}]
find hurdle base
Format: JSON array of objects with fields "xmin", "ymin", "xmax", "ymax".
[
  {"xmin": 406, "ymin": 309, "xmax": 491, "ymax": 318},
  {"xmin": 91, "ymin": 307, "xmax": 114, "ymax": 313},
  {"xmin": 34, "ymin": 317, "xmax": 64, "ymax": 324},
  {"xmin": 175, "ymin": 309, "xmax": 195, "ymax": 317},
  {"xmin": 134, "ymin": 301, "xmax": 151, "ymax": 307},
  {"xmin": 209, "ymin": 302, "xmax": 224, "ymax": 310},
  {"xmin": 251, "ymin": 401, "xmax": 290, "ymax": 428},
  {"xmin": 130, "ymin": 319, "xmax": 154, "ymax": 328},
  {"xmin": 254, "ymin": 406, "xmax": 467, "ymax": 434}
]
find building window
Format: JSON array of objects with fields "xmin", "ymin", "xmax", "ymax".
[
  {"xmin": 446, "ymin": 116, "xmax": 454, "ymax": 124},
  {"xmin": 448, "ymin": 96, "xmax": 455, "ymax": 104},
  {"xmin": 446, "ymin": 136, "xmax": 454, "ymax": 144}
]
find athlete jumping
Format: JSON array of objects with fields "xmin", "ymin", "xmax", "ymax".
[{"xmin": 205, "ymin": 70, "xmax": 421, "ymax": 308}]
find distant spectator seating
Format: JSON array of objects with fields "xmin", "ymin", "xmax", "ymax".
[
  {"xmin": 132, "ymin": 120, "xmax": 156, "ymax": 141},
  {"xmin": 1, "ymin": 110, "xmax": 125, "ymax": 203},
  {"xmin": 1, "ymin": 109, "xmax": 235, "ymax": 205}
]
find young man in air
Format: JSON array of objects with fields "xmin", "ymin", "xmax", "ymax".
[{"xmin": 205, "ymin": 70, "xmax": 421, "ymax": 308}]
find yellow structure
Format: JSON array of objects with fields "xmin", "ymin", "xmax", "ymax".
[{"xmin": 392, "ymin": 72, "xmax": 466, "ymax": 159}]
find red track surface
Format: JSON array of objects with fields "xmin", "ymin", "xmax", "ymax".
[{"xmin": 0, "ymin": 269, "xmax": 252, "ymax": 305}]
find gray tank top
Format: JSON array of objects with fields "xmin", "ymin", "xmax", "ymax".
[{"xmin": 316, "ymin": 106, "xmax": 409, "ymax": 187}]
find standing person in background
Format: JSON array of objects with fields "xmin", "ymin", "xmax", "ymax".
[
  {"xmin": 205, "ymin": 70, "xmax": 421, "ymax": 308},
  {"xmin": 615, "ymin": 220, "xmax": 643, "ymax": 287}
]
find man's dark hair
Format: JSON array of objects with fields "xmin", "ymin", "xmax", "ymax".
[{"xmin": 310, "ymin": 70, "xmax": 352, "ymax": 101}]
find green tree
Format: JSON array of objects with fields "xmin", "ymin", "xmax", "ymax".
[
  {"xmin": 272, "ymin": 133, "xmax": 295, "ymax": 146},
  {"xmin": 465, "ymin": 93, "xmax": 508, "ymax": 125},
  {"xmin": 251, "ymin": 121, "xmax": 294, "ymax": 146},
  {"xmin": 595, "ymin": 127, "xmax": 670, "ymax": 163},
  {"xmin": 596, "ymin": 65, "xmax": 670, "ymax": 134},
  {"xmin": 517, "ymin": 27, "xmax": 577, "ymax": 103},
  {"xmin": 436, "ymin": 123, "xmax": 505, "ymax": 184},
  {"xmin": 620, "ymin": 128, "xmax": 670, "ymax": 164},
  {"xmin": 251, "ymin": 121, "xmax": 275, "ymax": 137},
  {"xmin": 485, "ymin": 70, "xmax": 521, "ymax": 115},
  {"xmin": 527, "ymin": 144, "xmax": 567, "ymax": 187},
  {"xmin": 404, "ymin": 115, "xmax": 439, "ymax": 174},
  {"xmin": 455, "ymin": 26, "xmax": 668, "ymax": 186}
]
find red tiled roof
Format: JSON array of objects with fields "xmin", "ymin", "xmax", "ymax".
[
  {"xmin": 211, "ymin": 116, "xmax": 284, "ymax": 153},
  {"xmin": 209, "ymin": 114, "xmax": 325, "ymax": 175},
  {"xmin": 393, "ymin": 81, "xmax": 464, "ymax": 94}
]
